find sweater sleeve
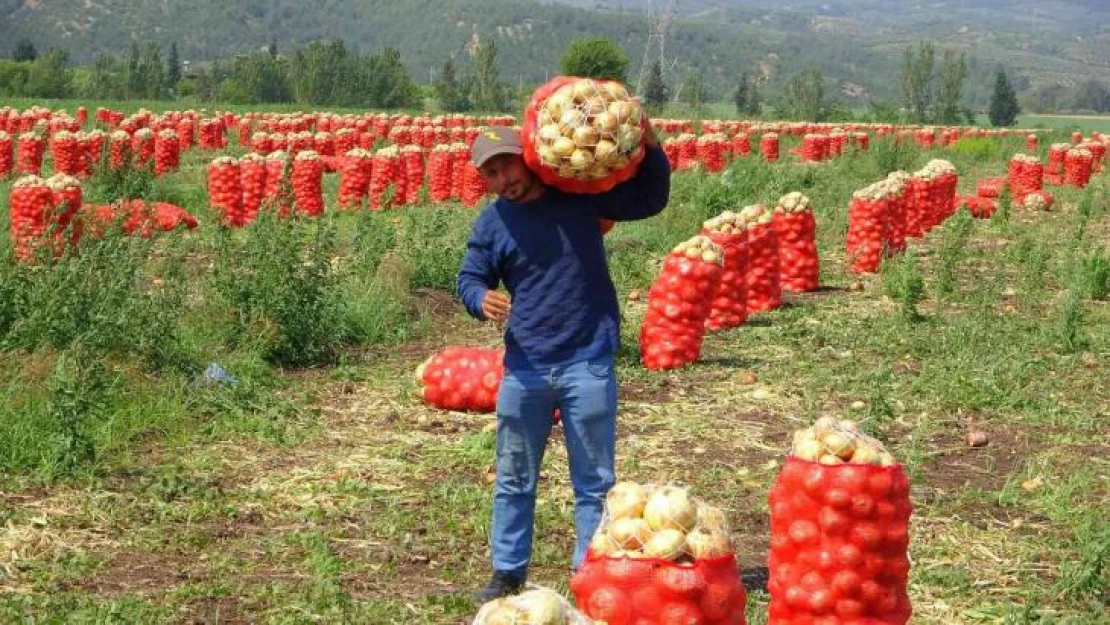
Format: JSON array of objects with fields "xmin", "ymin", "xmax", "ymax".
[
  {"xmin": 593, "ymin": 144, "xmax": 671, "ymax": 222},
  {"xmin": 457, "ymin": 211, "xmax": 500, "ymax": 321}
]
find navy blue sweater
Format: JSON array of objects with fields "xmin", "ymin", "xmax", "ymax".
[{"xmin": 457, "ymin": 145, "xmax": 671, "ymax": 370}]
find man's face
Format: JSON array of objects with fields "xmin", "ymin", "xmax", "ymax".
[{"xmin": 478, "ymin": 153, "xmax": 538, "ymax": 203}]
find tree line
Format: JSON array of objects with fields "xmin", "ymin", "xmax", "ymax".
[{"xmin": 2, "ymin": 35, "xmax": 1105, "ymax": 124}]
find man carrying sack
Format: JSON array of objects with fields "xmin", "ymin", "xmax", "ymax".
[{"xmin": 458, "ymin": 122, "xmax": 670, "ymax": 602}]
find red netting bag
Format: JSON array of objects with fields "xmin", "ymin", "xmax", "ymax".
[
  {"xmin": 415, "ymin": 346, "xmax": 504, "ymax": 413},
  {"xmin": 676, "ymin": 134, "xmax": 698, "ymax": 170},
  {"xmin": 640, "ymin": 236, "xmax": 724, "ymax": 371},
  {"xmin": 313, "ymin": 132, "xmax": 335, "ymax": 157},
  {"xmin": 154, "ymin": 130, "xmax": 180, "ymax": 176},
  {"xmin": 768, "ymin": 417, "xmax": 912, "ymax": 625},
  {"xmin": 731, "ymin": 132, "xmax": 751, "ymax": 158},
  {"xmin": 176, "ymin": 119, "xmax": 194, "ymax": 150},
  {"xmin": 400, "ymin": 145, "xmax": 425, "ymax": 205},
  {"xmin": 955, "ymin": 195, "xmax": 995, "ymax": 219},
  {"xmin": 77, "ymin": 130, "xmax": 103, "ymax": 178},
  {"xmin": 1046, "ymin": 143, "xmax": 1068, "ymax": 176},
  {"xmin": 9, "ymin": 175, "xmax": 52, "ymax": 262},
  {"xmin": 773, "ymin": 192, "xmax": 819, "ymax": 293},
  {"xmin": 760, "ymin": 133, "xmax": 779, "ymax": 162},
  {"xmin": 569, "ymin": 481, "xmax": 747, "ymax": 625},
  {"xmin": 450, "ymin": 143, "xmax": 469, "ymax": 201},
  {"xmin": 1081, "ymin": 141, "xmax": 1105, "ymax": 172},
  {"xmin": 883, "ymin": 172, "xmax": 909, "ymax": 256},
  {"xmin": 473, "ymin": 586, "xmax": 594, "ymax": 625},
  {"xmin": 1026, "ymin": 133, "xmax": 1037, "ymax": 152},
  {"xmin": 292, "ymin": 151, "xmax": 325, "ymax": 217},
  {"xmin": 522, "ymin": 76, "xmax": 647, "ymax": 194},
  {"xmin": 846, "ymin": 183, "xmax": 888, "ymax": 274},
  {"xmin": 1022, "ymin": 190, "xmax": 1055, "ymax": 212},
  {"xmin": 698, "ymin": 134, "xmax": 727, "ymax": 173},
  {"xmin": 263, "ymin": 151, "xmax": 292, "ymax": 216},
  {"xmin": 108, "ymin": 131, "xmax": 131, "ymax": 171},
  {"xmin": 853, "ymin": 132, "xmax": 869, "ymax": 152},
  {"xmin": 369, "ymin": 146, "xmax": 400, "ymax": 210},
  {"xmin": 427, "ymin": 145, "xmax": 455, "ymax": 202},
  {"xmin": 742, "ymin": 205, "xmax": 781, "ymax": 314},
  {"xmin": 661, "ymin": 139, "xmax": 680, "ymax": 171},
  {"xmin": 240, "ymin": 153, "xmax": 267, "ymax": 225},
  {"xmin": 460, "ymin": 158, "xmax": 487, "ymax": 207},
  {"xmin": 17, "ymin": 132, "xmax": 45, "ymax": 175},
  {"xmin": 207, "ymin": 156, "xmax": 243, "ymax": 226},
  {"xmin": 49, "ymin": 130, "xmax": 81, "ymax": 176},
  {"xmin": 338, "ymin": 148, "xmax": 374, "ymax": 210},
  {"xmin": 701, "ymin": 212, "xmax": 749, "ymax": 331},
  {"xmin": 975, "ymin": 177, "xmax": 1004, "ymax": 199},
  {"xmin": 0, "ymin": 131, "xmax": 12, "ymax": 177},
  {"xmin": 1064, "ymin": 148, "xmax": 1093, "ymax": 188},
  {"xmin": 132, "ymin": 128, "xmax": 154, "ymax": 168},
  {"xmin": 1008, "ymin": 154, "xmax": 1042, "ymax": 204}
]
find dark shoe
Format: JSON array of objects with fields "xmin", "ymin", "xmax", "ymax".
[
  {"xmin": 741, "ymin": 565, "xmax": 769, "ymax": 593},
  {"xmin": 473, "ymin": 570, "xmax": 526, "ymax": 604}
]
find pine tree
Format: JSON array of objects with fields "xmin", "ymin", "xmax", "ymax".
[
  {"xmin": 166, "ymin": 43, "xmax": 181, "ymax": 92},
  {"xmin": 126, "ymin": 42, "xmax": 142, "ymax": 98},
  {"xmin": 13, "ymin": 38, "xmax": 37, "ymax": 62},
  {"xmin": 988, "ymin": 69, "xmax": 1020, "ymax": 127},
  {"xmin": 643, "ymin": 60, "xmax": 668, "ymax": 111},
  {"xmin": 734, "ymin": 71, "xmax": 750, "ymax": 115},
  {"xmin": 435, "ymin": 57, "xmax": 470, "ymax": 112},
  {"xmin": 745, "ymin": 77, "xmax": 761, "ymax": 116}
]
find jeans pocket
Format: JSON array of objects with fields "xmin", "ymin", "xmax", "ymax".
[{"xmin": 585, "ymin": 360, "xmax": 612, "ymax": 379}]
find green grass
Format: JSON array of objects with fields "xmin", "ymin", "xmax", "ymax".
[{"xmin": 1, "ymin": 116, "xmax": 1107, "ymax": 623}]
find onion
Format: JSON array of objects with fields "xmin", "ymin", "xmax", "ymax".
[
  {"xmin": 794, "ymin": 438, "xmax": 822, "ymax": 462},
  {"xmin": 608, "ymin": 516, "xmax": 652, "ymax": 550},
  {"xmin": 606, "ymin": 482, "xmax": 649, "ymax": 519},
  {"xmin": 521, "ymin": 588, "xmax": 566, "ymax": 625},
  {"xmin": 850, "ymin": 444, "xmax": 878, "ymax": 465},
  {"xmin": 685, "ymin": 528, "xmax": 732, "ymax": 559},
  {"xmin": 589, "ymin": 531, "xmax": 619, "ymax": 557},
  {"xmin": 696, "ymin": 504, "xmax": 729, "ymax": 533},
  {"xmin": 644, "ymin": 485, "xmax": 698, "ymax": 532},
  {"xmin": 478, "ymin": 600, "xmax": 525, "ymax": 625},
  {"xmin": 643, "ymin": 528, "xmax": 686, "ymax": 560}
]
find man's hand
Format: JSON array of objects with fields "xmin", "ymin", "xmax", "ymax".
[
  {"xmin": 482, "ymin": 290, "xmax": 511, "ymax": 322},
  {"xmin": 642, "ymin": 117, "xmax": 659, "ymax": 148}
]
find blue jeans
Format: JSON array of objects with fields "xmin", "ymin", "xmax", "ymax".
[{"xmin": 490, "ymin": 354, "xmax": 617, "ymax": 576}]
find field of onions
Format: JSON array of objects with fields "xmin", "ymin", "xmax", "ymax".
[{"xmin": 0, "ymin": 102, "xmax": 1108, "ymax": 624}]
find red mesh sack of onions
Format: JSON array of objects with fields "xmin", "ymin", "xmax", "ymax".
[
  {"xmin": 415, "ymin": 346, "xmax": 505, "ymax": 413},
  {"xmin": 846, "ymin": 182, "xmax": 889, "ymax": 274},
  {"xmin": 976, "ymin": 177, "xmax": 1004, "ymax": 199},
  {"xmin": 883, "ymin": 172, "xmax": 910, "ymax": 256},
  {"xmin": 773, "ymin": 192, "xmax": 819, "ymax": 293},
  {"xmin": 767, "ymin": 417, "xmax": 912, "ymax": 625},
  {"xmin": 639, "ymin": 235, "xmax": 724, "ymax": 371},
  {"xmin": 522, "ymin": 76, "xmax": 647, "ymax": 194},
  {"xmin": 1064, "ymin": 148, "xmax": 1094, "ymax": 188},
  {"xmin": 1008, "ymin": 154, "xmax": 1043, "ymax": 204},
  {"xmin": 1046, "ymin": 143, "xmax": 1069, "ymax": 176},
  {"xmin": 1022, "ymin": 190, "xmax": 1055, "ymax": 212},
  {"xmin": 570, "ymin": 481, "xmax": 747, "ymax": 625},
  {"xmin": 701, "ymin": 211, "xmax": 749, "ymax": 331},
  {"xmin": 740, "ymin": 204, "xmax": 782, "ymax": 314},
  {"xmin": 473, "ymin": 586, "xmax": 593, "ymax": 625}
]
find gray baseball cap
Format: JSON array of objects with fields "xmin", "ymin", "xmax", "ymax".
[{"xmin": 471, "ymin": 126, "xmax": 523, "ymax": 168}]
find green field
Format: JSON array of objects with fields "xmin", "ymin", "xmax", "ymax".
[
  {"xmin": 1017, "ymin": 114, "xmax": 1110, "ymax": 135},
  {"xmin": 0, "ymin": 119, "xmax": 1108, "ymax": 623}
]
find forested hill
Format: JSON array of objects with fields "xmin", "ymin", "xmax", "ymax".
[{"xmin": 2, "ymin": 0, "xmax": 1108, "ymax": 107}]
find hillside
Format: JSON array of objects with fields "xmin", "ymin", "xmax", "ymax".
[{"xmin": 2, "ymin": 0, "xmax": 1108, "ymax": 107}]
